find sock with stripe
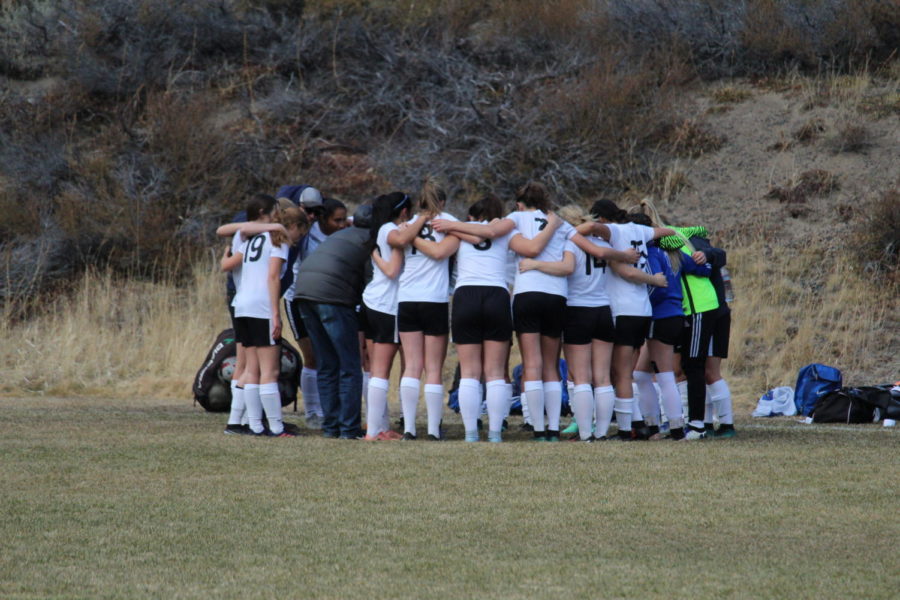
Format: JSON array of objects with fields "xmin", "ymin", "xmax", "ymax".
[
  {"xmin": 228, "ymin": 380, "xmax": 245, "ymax": 426},
  {"xmin": 301, "ymin": 367, "xmax": 322, "ymax": 419}
]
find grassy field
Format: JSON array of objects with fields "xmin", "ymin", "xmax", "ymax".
[{"xmin": 2, "ymin": 396, "xmax": 897, "ymax": 599}]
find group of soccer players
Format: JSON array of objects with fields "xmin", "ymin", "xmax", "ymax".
[{"xmin": 218, "ymin": 178, "xmax": 735, "ymax": 442}]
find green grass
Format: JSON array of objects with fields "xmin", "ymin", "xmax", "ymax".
[{"xmin": 2, "ymin": 397, "xmax": 898, "ymax": 599}]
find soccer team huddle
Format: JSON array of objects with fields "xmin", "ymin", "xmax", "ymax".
[{"xmin": 218, "ymin": 177, "xmax": 735, "ymax": 443}]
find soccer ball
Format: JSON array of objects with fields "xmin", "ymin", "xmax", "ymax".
[
  {"xmin": 280, "ymin": 347, "xmax": 297, "ymax": 376},
  {"xmin": 207, "ymin": 381, "xmax": 232, "ymax": 412},
  {"xmin": 219, "ymin": 355, "xmax": 237, "ymax": 382}
]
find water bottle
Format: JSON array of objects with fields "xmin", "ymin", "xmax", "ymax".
[{"xmin": 721, "ymin": 266, "xmax": 734, "ymax": 303}]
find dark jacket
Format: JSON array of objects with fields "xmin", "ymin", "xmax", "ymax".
[
  {"xmin": 690, "ymin": 236, "xmax": 728, "ymax": 315},
  {"xmin": 293, "ymin": 226, "xmax": 371, "ymax": 307}
]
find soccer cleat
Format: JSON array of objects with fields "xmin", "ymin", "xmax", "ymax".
[
  {"xmin": 267, "ymin": 429, "xmax": 298, "ymax": 438},
  {"xmin": 426, "ymin": 434, "xmax": 443, "ymax": 442},
  {"xmin": 305, "ymin": 414, "xmax": 323, "ymax": 430},
  {"xmin": 561, "ymin": 420, "xmax": 579, "ymax": 435},
  {"xmin": 713, "ymin": 426, "xmax": 737, "ymax": 439},
  {"xmin": 487, "ymin": 431, "xmax": 502, "ymax": 443},
  {"xmin": 401, "ymin": 432, "xmax": 417, "ymax": 441},
  {"xmin": 381, "ymin": 430, "xmax": 403, "ymax": 440},
  {"xmin": 631, "ymin": 425, "xmax": 652, "ymax": 441},
  {"xmin": 501, "ymin": 419, "xmax": 509, "ymax": 432},
  {"xmin": 224, "ymin": 424, "xmax": 250, "ymax": 435},
  {"xmin": 580, "ymin": 436, "xmax": 595, "ymax": 443},
  {"xmin": 282, "ymin": 422, "xmax": 302, "ymax": 435},
  {"xmin": 614, "ymin": 430, "xmax": 634, "ymax": 441},
  {"xmin": 521, "ymin": 422, "xmax": 534, "ymax": 432},
  {"xmin": 682, "ymin": 426, "xmax": 707, "ymax": 441},
  {"xmin": 464, "ymin": 431, "xmax": 480, "ymax": 442},
  {"xmin": 546, "ymin": 430, "xmax": 560, "ymax": 442}
]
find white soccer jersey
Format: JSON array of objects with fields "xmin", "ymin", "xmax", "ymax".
[
  {"xmin": 232, "ymin": 232, "xmax": 289, "ymax": 319},
  {"xmin": 230, "ymin": 231, "xmax": 244, "ymax": 291},
  {"xmin": 454, "ymin": 221, "xmax": 513, "ymax": 290},
  {"xmin": 605, "ymin": 222, "xmax": 654, "ymax": 317},
  {"xmin": 565, "ymin": 236, "xmax": 612, "ymax": 308},
  {"xmin": 398, "ymin": 212, "xmax": 458, "ymax": 303},
  {"xmin": 506, "ymin": 210, "xmax": 575, "ymax": 297},
  {"xmin": 362, "ymin": 221, "xmax": 401, "ymax": 315}
]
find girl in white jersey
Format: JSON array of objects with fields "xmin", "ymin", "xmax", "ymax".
[
  {"xmin": 361, "ymin": 192, "xmax": 412, "ymax": 441},
  {"xmin": 577, "ymin": 199, "xmax": 675, "ymax": 440},
  {"xmin": 221, "ymin": 198, "xmax": 307, "ymax": 436},
  {"xmin": 217, "ymin": 196, "xmax": 306, "ymax": 435},
  {"xmin": 520, "ymin": 204, "xmax": 666, "ymax": 441},
  {"xmin": 439, "ymin": 195, "xmax": 556, "ymax": 442},
  {"xmin": 389, "ymin": 178, "xmax": 460, "ymax": 441},
  {"xmin": 435, "ymin": 182, "xmax": 639, "ymax": 441}
]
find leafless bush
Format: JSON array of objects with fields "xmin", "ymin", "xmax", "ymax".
[
  {"xmin": 765, "ymin": 170, "xmax": 840, "ymax": 203},
  {"xmin": 829, "ymin": 122, "xmax": 872, "ymax": 153}
]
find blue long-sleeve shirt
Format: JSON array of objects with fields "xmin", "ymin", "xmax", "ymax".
[{"xmin": 647, "ymin": 245, "xmax": 711, "ymax": 320}]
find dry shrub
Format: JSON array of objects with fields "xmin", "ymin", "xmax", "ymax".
[
  {"xmin": 857, "ymin": 188, "xmax": 900, "ymax": 277},
  {"xmin": 766, "ymin": 170, "xmax": 839, "ymax": 204},
  {"xmin": 793, "ymin": 118, "xmax": 826, "ymax": 144},
  {"xmin": 858, "ymin": 91, "xmax": 900, "ymax": 118},
  {"xmin": 829, "ymin": 122, "xmax": 872, "ymax": 153},
  {"xmin": 659, "ymin": 119, "xmax": 725, "ymax": 158},
  {"xmin": 709, "ymin": 85, "xmax": 752, "ymax": 104},
  {"xmin": 489, "ymin": 0, "xmax": 593, "ymax": 46},
  {"xmin": 739, "ymin": 0, "xmax": 815, "ymax": 70}
]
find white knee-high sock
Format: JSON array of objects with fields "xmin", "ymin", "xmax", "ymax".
[
  {"xmin": 520, "ymin": 383, "xmax": 532, "ymax": 424},
  {"xmin": 400, "ymin": 377, "xmax": 420, "ymax": 436},
  {"xmin": 544, "ymin": 381, "xmax": 562, "ymax": 431},
  {"xmin": 301, "ymin": 367, "xmax": 322, "ymax": 419},
  {"xmin": 244, "ymin": 383, "xmax": 263, "ymax": 434},
  {"xmin": 572, "ymin": 384, "xmax": 594, "ymax": 441},
  {"xmin": 677, "ymin": 379, "xmax": 689, "ymax": 417},
  {"xmin": 228, "ymin": 380, "xmax": 245, "ymax": 426},
  {"xmin": 523, "ymin": 381, "xmax": 544, "ymax": 432},
  {"xmin": 657, "ymin": 371, "xmax": 683, "ymax": 429},
  {"xmin": 705, "ymin": 384, "xmax": 715, "ymax": 423},
  {"xmin": 260, "ymin": 382, "xmax": 283, "ymax": 435},
  {"xmin": 634, "ymin": 370, "xmax": 659, "ymax": 426},
  {"xmin": 486, "ymin": 380, "xmax": 507, "ymax": 434},
  {"xmin": 504, "ymin": 383, "xmax": 513, "ymax": 418},
  {"xmin": 382, "ymin": 397, "xmax": 391, "ymax": 431},
  {"xmin": 709, "ymin": 378, "xmax": 733, "ymax": 425},
  {"xmin": 594, "ymin": 385, "xmax": 615, "ymax": 438},
  {"xmin": 458, "ymin": 378, "xmax": 481, "ymax": 434},
  {"xmin": 362, "ymin": 371, "xmax": 370, "ymax": 404},
  {"xmin": 367, "ymin": 377, "xmax": 389, "ymax": 437},
  {"xmin": 614, "ymin": 396, "xmax": 633, "ymax": 432},
  {"xmin": 424, "ymin": 384, "xmax": 443, "ymax": 438}
]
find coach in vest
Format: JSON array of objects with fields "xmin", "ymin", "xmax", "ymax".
[{"xmin": 294, "ymin": 204, "xmax": 373, "ymax": 439}]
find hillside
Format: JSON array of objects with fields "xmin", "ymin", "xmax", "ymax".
[{"xmin": 0, "ymin": 0, "xmax": 897, "ymax": 397}]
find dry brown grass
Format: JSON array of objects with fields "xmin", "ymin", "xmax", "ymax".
[
  {"xmin": 727, "ymin": 234, "xmax": 898, "ymax": 395},
  {"xmin": 765, "ymin": 169, "xmax": 839, "ymax": 204}
]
